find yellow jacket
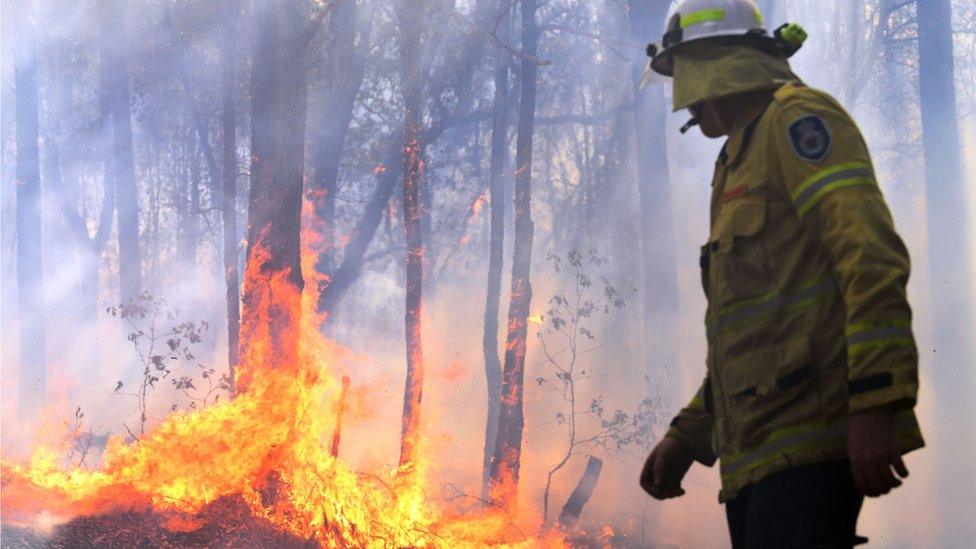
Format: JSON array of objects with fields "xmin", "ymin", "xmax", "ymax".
[{"xmin": 667, "ymin": 81, "xmax": 924, "ymax": 502}]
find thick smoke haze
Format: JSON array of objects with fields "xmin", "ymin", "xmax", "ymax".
[{"xmin": 1, "ymin": 0, "xmax": 974, "ymax": 546}]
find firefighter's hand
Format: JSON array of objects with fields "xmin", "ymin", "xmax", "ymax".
[
  {"xmin": 848, "ymin": 406, "xmax": 909, "ymax": 497},
  {"xmin": 639, "ymin": 436, "xmax": 694, "ymax": 500}
]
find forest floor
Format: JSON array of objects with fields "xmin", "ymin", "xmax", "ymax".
[{"xmin": 0, "ymin": 495, "xmax": 315, "ymax": 548}]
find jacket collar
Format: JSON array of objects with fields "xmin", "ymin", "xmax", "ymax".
[{"xmin": 722, "ymin": 94, "xmax": 774, "ymax": 167}]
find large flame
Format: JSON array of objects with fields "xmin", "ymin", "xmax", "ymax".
[{"xmin": 0, "ymin": 201, "xmax": 568, "ymax": 547}]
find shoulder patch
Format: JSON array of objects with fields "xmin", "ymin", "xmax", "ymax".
[{"xmin": 787, "ymin": 115, "xmax": 831, "ymax": 162}]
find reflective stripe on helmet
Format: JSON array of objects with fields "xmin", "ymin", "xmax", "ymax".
[
  {"xmin": 680, "ymin": 6, "xmax": 762, "ymax": 28},
  {"xmin": 680, "ymin": 8, "xmax": 726, "ymax": 28}
]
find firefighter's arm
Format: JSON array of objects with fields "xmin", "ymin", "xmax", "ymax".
[
  {"xmin": 770, "ymin": 96, "xmax": 918, "ymax": 414},
  {"xmin": 665, "ymin": 379, "xmax": 717, "ymax": 466}
]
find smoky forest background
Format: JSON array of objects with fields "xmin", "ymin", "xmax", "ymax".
[{"xmin": 1, "ymin": 0, "xmax": 974, "ymax": 546}]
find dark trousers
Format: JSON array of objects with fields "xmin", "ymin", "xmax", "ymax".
[{"xmin": 725, "ymin": 460, "xmax": 865, "ymax": 548}]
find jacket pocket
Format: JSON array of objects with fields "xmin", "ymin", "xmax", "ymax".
[
  {"xmin": 719, "ymin": 336, "xmax": 821, "ymax": 449},
  {"xmin": 699, "ymin": 243, "xmax": 711, "ymax": 299},
  {"xmin": 708, "ymin": 188, "xmax": 773, "ymax": 307}
]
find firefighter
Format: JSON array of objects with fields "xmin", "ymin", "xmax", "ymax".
[{"xmin": 636, "ymin": 0, "xmax": 924, "ymax": 546}]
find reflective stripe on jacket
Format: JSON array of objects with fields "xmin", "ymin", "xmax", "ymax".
[{"xmin": 667, "ymin": 81, "xmax": 924, "ymax": 502}]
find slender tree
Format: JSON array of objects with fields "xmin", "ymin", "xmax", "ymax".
[
  {"xmin": 179, "ymin": 130, "xmax": 201, "ymax": 267},
  {"xmin": 490, "ymin": 0, "xmax": 540, "ymax": 506},
  {"xmin": 99, "ymin": 0, "xmax": 142, "ymax": 300},
  {"xmin": 14, "ymin": 7, "xmax": 46, "ymax": 416},
  {"xmin": 916, "ymin": 0, "xmax": 974, "ymax": 545},
  {"xmin": 481, "ymin": 0, "xmax": 512, "ymax": 501},
  {"xmin": 221, "ymin": 0, "xmax": 241, "ymax": 394},
  {"xmin": 395, "ymin": 0, "xmax": 427, "ymax": 468}
]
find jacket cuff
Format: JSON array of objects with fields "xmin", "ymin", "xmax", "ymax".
[
  {"xmin": 666, "ymin": 426, "xmax": 717, "ymax": 467},
  {"xmin": 848, "ymin": 380, "xmax": 916, "ymax": 414}
]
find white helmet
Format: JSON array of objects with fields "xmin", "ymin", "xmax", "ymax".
[{"xmin": 641, "ymin": 0, "xmax": 806, "ymax": 81}]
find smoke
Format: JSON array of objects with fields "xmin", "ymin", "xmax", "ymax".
[{"xmin": 2, "ymin": 0, "xmax": 975, "ymax": 546}]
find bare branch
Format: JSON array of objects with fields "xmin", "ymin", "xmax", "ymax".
[
  {"xmin": 427, "ymin": 0, "xmax": 552, "ymax": 65},
  {"xmin": 538, "ymin": 24, "xmax": 638, "ymax": 61}
]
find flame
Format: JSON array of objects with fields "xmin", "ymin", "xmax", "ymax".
[
  {"xmin": 0, "ymin": 201, "xmax": 571, "ymax": 547},
  {"xmin": 457, "ymin": 191, "xmax": 488, "ymax": 248},
  {"xmin": 526, "ymin": 313, "xmax": 544, "ymax": 325}
]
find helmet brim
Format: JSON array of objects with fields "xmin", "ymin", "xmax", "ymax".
[{"xmin": 650, "ymin": 32, "xmax": 782, "ymax": 77}]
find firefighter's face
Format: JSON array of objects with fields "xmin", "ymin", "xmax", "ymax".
[{"xmin": 695, "ymin": 100, "xmax": 730, "ymax": 138}]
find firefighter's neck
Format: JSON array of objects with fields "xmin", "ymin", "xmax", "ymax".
[{"xmin": 698, "ymin": 90, "xmax": 774, "ymax": 138}]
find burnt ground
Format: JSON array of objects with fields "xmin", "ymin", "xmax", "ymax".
[{"xmin": 0, "ymin": 495, "xmax": 317, "ymax": 549}]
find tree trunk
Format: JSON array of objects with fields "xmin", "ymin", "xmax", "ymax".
[
  {"xmin": 47, "ymin": 40, "xmax": 111, "ymax": 323},
  {"xmin": 180, "ymin": 130, "xmax": 201, "ymax": 267},
  {"xmin": 14, "ymin": 9, "xmax": 46, "ymax": 416},
  {"xmin": 309, "ymin": 0, "xmax": 369, "ymax": 313},
  {"xmin": 915, "ymin": 1, "xmax": 974, "ymax": 545},
  {"xmin": 330, "ymin": 376, "xmax": 351, "ymax": 457},
  {"xmin": 557, "ymin": 455, "xmax": 604, "ymax": 529},
  {"xmin": 396, "ymin": 0, "xmax": 427, "ymax": 468},
  {"xmin": 239, "ymin": 0, "xmax": 307, "ymax": 388},
  {"xmin": 319, "ymin": 136, "xmax": 403, "ymax": 315},
  {"xmin": 480, "ymin": 0, "xmax": 511, "ymax": 501},
  {"xmin": 628, "ymin": 0, "xmax": 679, "ymax": 381},
  {"xmin": 489, "ymin": 0, "xmax": 539, "ymax": 507},
  {"xmin": 315, "ymin": 6, "xmax": 493, "ymax": 318},
  {"xmin": 100, "ymin": 0, "xmax": 141, "ymax": 301},
  {"xmin": 881, "ymin": 1, "xmax": 911, "ymax": 231},
  {"xmin": 318, "ymin": 111, "xmax": 491, "ymax": 316},
  {"xmin": 221, "ymin": 0, "xmax": 240, "ymax": 394}
]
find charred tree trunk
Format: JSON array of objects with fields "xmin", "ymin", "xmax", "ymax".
[
  {"xmin": 490, "ymin": 0, "xmax": 539, "ymax": 507},
  {"xmin": 100, "ymin": 0, "xmax": 141, "ymax": 300},
  {"xmin": 628, "ymin": 0, "xmax": 679, "ymax": 380},
  {"xmin": 480, "ymin": 1, "xmax": 511, "ymax": 501},
  {"xmin": 221, "ymin": 0, "xmax": 241, "ymax": 395},
  {"xmin": 396, "ymin": 0, "xmax": 426, "ymax": 468},
  {"xmin": 239, "ymin": 0, "xmax": 307, "ymax": 387},
  {"xmin": 915, "ymin": 1, "xmax": 973, "ymax": 545},
  {"xmin": 557, "ymin": 455, "xmax": 603, "ymax": 529},
  {"xmin": 330, "ymin": 375, "xmax": 351, "ymax": 457},
  {"xmin": 14, "ymin": 10, "xmax": 46, "ymax": 416}
]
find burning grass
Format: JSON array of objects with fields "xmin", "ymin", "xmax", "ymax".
[{"xmin": 0, "ymin": 236, "xmax": 572, "ymax": 547}]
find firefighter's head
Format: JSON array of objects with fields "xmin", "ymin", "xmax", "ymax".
[{"xmin": 640, "ymin": 0, "xmax": 807, "ymax": 136}]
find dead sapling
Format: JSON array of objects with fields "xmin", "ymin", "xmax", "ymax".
[
  {"xmin": 64, "ymin": 406, "xmax": 94, "ymax": 468},
  {"xmin": 108, "ymin": 292, "xmax": 227, "ymax": 438}
]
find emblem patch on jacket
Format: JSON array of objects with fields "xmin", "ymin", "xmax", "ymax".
[{"xmin": 788, "ymin": 115, "xmax": 831, "ymax": 162}]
